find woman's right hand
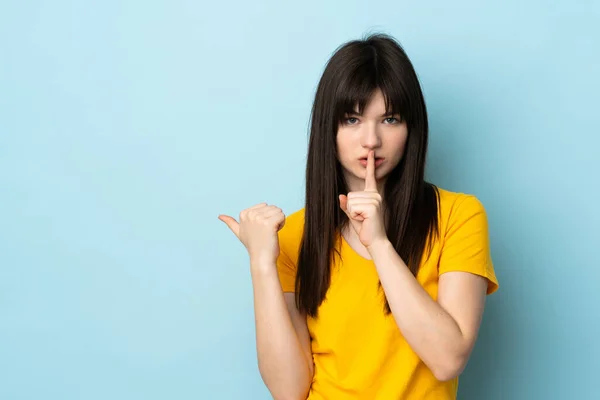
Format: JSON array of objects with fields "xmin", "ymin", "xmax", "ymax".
[{"xmin": 218, "ymin": 203, "xmax": 286, "ymax": 264}]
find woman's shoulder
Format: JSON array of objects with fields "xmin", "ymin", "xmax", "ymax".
[
  {"xmin": 434, "ymin": 185, "xmax": 484, "ymax": 205},
  {"xmin": 282, "ymin": 207, "xmax": 305, "ymax": 231},
  {"xmin": 433, "ymin": 185, "xmax": 489, "ymax": 226},
  {"xmin": 277, "ymin": 207, "xmax": 306, "ymax": 249}
]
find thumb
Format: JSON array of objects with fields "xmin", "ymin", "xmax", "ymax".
[{"xmin": 218, "ymin": 214, "xmax": 240, "ymax": 239}]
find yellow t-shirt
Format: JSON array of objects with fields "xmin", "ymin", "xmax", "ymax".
[{"xmin": 276, "ymin": 187, "xmax": 499, "ymax": 400}]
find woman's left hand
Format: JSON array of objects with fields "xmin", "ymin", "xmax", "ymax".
[{"xmin": 339, "ymin": 150, "xmax": 388, "ymax": 249}]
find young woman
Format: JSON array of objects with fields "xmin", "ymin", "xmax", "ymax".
[{"xmin": 218, "ymin": 33, "xmax": 499, "ymax": 400}]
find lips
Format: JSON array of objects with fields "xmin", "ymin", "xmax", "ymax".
[{"xmin": 359, "ymin": 157, "xmax": 385, "ymax": 167}]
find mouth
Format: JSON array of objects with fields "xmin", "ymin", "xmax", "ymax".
[{"xmin": 359, "ymin": 157, "xmax": 385, "ymax": 167}]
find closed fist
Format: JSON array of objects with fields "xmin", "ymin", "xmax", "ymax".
[{"xmin": 218, "ymin": 203, "xmax": 286, "ymax": 264}]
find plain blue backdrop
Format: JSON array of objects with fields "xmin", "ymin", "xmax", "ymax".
[{"xmin": 1, "ymin": 1, "xmax": 598, "ymax": 399}]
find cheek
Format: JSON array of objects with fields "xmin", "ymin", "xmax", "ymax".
[
  {"xmin": 390, "ymin": 130, "xmax": 408, "ymax": 155},
  {"xmin": 395, "ymin": 138, "xmax": 408, "ymax": 154},
  {"xmin": 335, "ymin": 135, "xmax": 352, "ymax": 161}
]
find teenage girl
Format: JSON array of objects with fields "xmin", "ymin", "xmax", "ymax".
[{"xmin": 219, "ymin": 33, "xmax": 499, "ymax": 400}]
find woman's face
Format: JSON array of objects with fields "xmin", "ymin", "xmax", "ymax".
[{"xmin": 336, "ymin": 89, "xmax": 408, "ymax": 193}]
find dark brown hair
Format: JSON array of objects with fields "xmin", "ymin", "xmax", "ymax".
[{"xmin": 295, "ymin": 33, "xmax": 440, "ymax": 317}]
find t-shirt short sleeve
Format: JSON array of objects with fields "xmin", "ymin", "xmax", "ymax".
[
  {"xmin": 438, "ymin": 194, "xmax": 499, "ymax": 294},
  {"xmin": 275, "ymin": 214, "xmax": 301, "ymax": 293},
  {"xmin": 276, "ymin": 244, "xmax": 297, "ymax": 292}
]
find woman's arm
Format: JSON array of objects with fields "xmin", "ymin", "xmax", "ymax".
[
  {"xmin": 368, "ymin": 239, "xmax": 487, "ymax": 382},
  {"xmin": 250, "ymin": 260, "xmax": 313, "ymax": 400},
  {"xmin": 339, "ymin": 152, "xmax": 492, "ymax": 381},
  {"xmin": 219, "ymin": 205, "xmax": 313, "ymax": 399}
]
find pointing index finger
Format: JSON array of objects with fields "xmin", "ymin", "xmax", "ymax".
[{"xmin": 365, "ymin": 150, "xmax": 378, "ymax": 192}]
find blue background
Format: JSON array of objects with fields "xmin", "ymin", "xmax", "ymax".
[{"xmin": 1, "ymin": 1, "xmax": 598, "ymax": 399}]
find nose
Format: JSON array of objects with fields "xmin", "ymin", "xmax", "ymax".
[{"xmin": 360, "ymin": 122, "xmax": 381, "ymax": 150}]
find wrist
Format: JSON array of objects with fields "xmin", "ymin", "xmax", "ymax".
[
  {"xmin": 249, "ymin": 255, "xmax": 277, "ymax": 271},
  {"xmin": 367, "ymin": 237, "xmax": 393, "ymax": 256}
]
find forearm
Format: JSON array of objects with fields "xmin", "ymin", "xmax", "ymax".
[
  {"xmin": 250, "ymin": 260, "xmax": 311, "ymax": 400},
  {"xmin": 368, "ymin": 240, "xmax": 467, "ymax": 380}
]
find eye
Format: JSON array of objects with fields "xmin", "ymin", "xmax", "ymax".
[
  {"xmin": 344, "ymin": 117, "xmax": 359, "ymax": 125},
  {"xmin": 384, "ymin": 117, "xmax": 400, "ymax": 124}
]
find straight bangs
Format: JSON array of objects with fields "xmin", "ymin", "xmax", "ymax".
[{"xmin": 333, "ymin": 61, "xmax": 412, "ymax": 124}]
